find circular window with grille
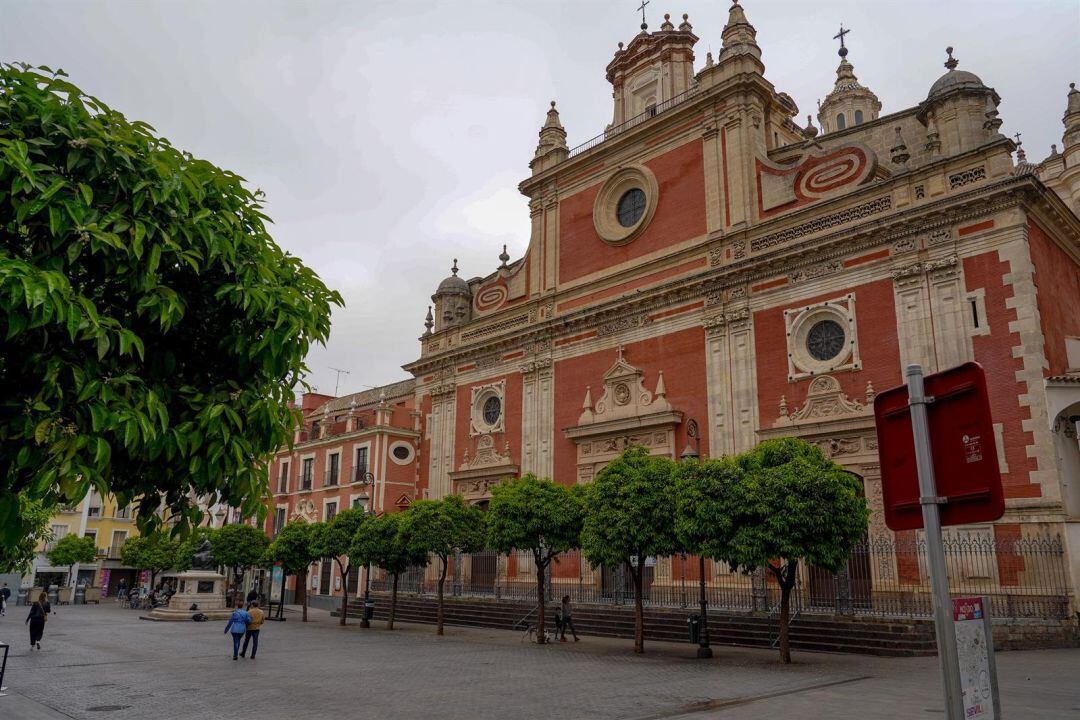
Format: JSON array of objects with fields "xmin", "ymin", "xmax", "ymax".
[
  {"xmin": 785, "ymin": 299, "xmax": 859, "ymax": 379},
  {"xmin": 593, "ymin": 165, "xmax": 658, "ymax": 246}
]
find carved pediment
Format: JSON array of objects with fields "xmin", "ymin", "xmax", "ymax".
[
  {"xmin": 774, "ymin": 375, "xmax": 874, "ymax": 427},
  {"xmin": 459, "ymin": 434, "xmax": 511, "ymax": 471},
  {"xmin": 579, "ymin": 347, "xmax": 672, "ymax": 426}
]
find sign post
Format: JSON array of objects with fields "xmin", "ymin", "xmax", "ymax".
[
  {"xmin": 953, "ymin": 596, "xmax": 1001, "ymax": 719},
  {"xmin": 905, "ymin": 364, "xmax": 965, "ymax": 720}
]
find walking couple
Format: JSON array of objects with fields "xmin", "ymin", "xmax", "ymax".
[{"xmin": 224, "ymin": 600, "xmax": 265, "ymax": 660}]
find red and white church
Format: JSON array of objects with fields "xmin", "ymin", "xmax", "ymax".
[{"xmin": 265, "ymin": 2, "xmax": 1080, "ymax": 620}]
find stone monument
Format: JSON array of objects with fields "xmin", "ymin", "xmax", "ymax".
[{"xmin": 146, "ymin": 539, "xmax": 231, "ymax": 621}]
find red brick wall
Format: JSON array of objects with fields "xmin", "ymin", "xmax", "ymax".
[
  {"xmin": 993, "ymin": 523, "xmax": 1025, "ymax": 587},
  {"xmin": 552, "ymin": 327, "xmax": 709, "ymax": 486},
  {"xmin": 558, "ymin": 141, "xmax": 707, "ymax": 284},
  {"xmin": 752, "ymin": 279, "xmax": 903, "ymax": 428},
  {"xmin": 963, "ymin": 251, "xmax": 1040, "ymax": 499},
  {"xmin": 454, "ymin": 373, "xmax": 524, "ymax": 469},
  {"xmin": 1028, "ymin": 221, "xmax": 1080, "ymax": 376}
]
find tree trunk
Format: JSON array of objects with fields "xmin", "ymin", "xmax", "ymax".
[
  {"xmin": 436, "ymin": 557, "xmax": 447, "ymax": 636},
  {"xmin": 299, "ymin": 568, "xmax": 309, "ymax": 622},
  {"xmin": 339, "ymin": 562, "xmax": 349, "ymax": 626},
  {"xmin": 389, "ymin": 572, "xmax": 398, "ymax": 630},
  {"xmin": 535, "ymin": 558, "xmax": 547, "ymax": 644},
  {"xmin": 778, "ymin": 561, "xmax": 797, "ymax": 665},
  {"xmin": 631, "ymin": 561, "xmax": 645, "ymax": 654}
]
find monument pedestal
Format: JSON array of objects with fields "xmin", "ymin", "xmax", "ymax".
[{"xmin": 146, "ymin": 570, "xmax": 231, "ymax": 621}]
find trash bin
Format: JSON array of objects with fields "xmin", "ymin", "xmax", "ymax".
[
  {"xmin": 687, "ymin": 614, "xmax": 701, "ymax": 644},
  {"xmin": 363, "ymin": 599, "xmax": 375, "ymax": 621},
  {"xmin": 74, "ymin": 586, "xmax": 86, "ymax": 605},
  {"xmin": 16, "ymin": 587, "xmax": 28, "ymax": 606}
]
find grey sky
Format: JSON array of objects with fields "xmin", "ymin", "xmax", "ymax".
[{"xmin": 2, "ymin": 1, "xmax": 1077, "ymax": 396}]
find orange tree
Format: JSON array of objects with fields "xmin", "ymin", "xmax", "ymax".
[
  {"xmin": 580, "ymin": 446, "xmax": 680, "ymax": 654},
  {"xmin": 350, "ymin": 511, "xmax": 427, "ymax": 630},
  {"xmin": 729, "ymin": 438, "xmax": 869, "ymax": 663},
  {"xmin": 0, "ymin": 64, "xmax": 341, "ymax": 546}
]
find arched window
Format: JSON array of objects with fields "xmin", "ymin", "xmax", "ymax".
[
  {"xmin": 854, "ymin": 110, "xmax": 864, "ymax": 125},
  {"xmin": 836, "ymin": 113, "xmax": 846, "ymax": 130}
]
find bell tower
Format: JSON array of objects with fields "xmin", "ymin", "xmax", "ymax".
[{"xmin": 605, "ymin": 10, "xmax": 698, "ymax": 127}]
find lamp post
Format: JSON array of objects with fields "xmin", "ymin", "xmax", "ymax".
[
  {"xmin": 354, "ymin": 470, "xmax": 376, "ymax": 628},
  {"xmin": 679, "ymin": 418, "xmax": 712, "ymax": 659}
]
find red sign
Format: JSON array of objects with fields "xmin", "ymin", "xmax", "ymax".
[
  {"xmin": 952, "ymin": 596, "xmax": 985, "ymax": 622},
  {"xmin": 874, "ymin": 362, "xmax": 1005, "ymax": 531}
]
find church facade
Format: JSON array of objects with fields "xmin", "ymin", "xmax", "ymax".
[{"xmin": 267, "ymin": 3, "xmax": 1080, "ymax": 617}]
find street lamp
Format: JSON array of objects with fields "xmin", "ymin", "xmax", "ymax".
[
  {"xmin": 680, "ymin": 418, "xmax": 712, "ymax": 659},
  {"xmin": 353, "ymin": 470, "xmax": 376, "ymax": 628}
]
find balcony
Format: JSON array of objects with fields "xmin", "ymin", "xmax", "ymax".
[
  {"xmin": 298, "ymin": 473, "xmax": 313, "ymax": 492},
  {"xmin": 352, "ymin": 466, "xmax": 372, "ymax": 484},
  {"xmin": 324, "ymin": 469, "xmax": 340, "ymax": 487},
  {"xmin": 568, "ymin": 86, "xmax": 700, "ymax": 159}
]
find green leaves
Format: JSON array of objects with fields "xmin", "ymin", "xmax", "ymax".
[
  {"xmin": 399, "ymin": 495, "xmax": 486, "ymax": 563},
  {"xmin": 267, "ymin": 520, "xmax": 318, "ymax": 576},
  {"xmin": 486, "ymin": 474, "xmax": 583, "ymax": 564},
  {"xmin": 580, "ymin": 446, "xmax": 681, "ymax": 571},
  {"xmin": 0, "ymin": 63, "xmax": 343, "ymax": 545},
  {"xmin": 211, "ymin": 523, "xmax": 269, "ymax": 573},
  {"xmin": 350, "ymin": 511, "xmax": 427, "ymax": 576},
  {"xmin": 45, "ymin": 533, "xmax": 97, "ymax": 570},
  {"xmin": 118, "ymin": 531, "xmax": 180, "ymax": 575}
]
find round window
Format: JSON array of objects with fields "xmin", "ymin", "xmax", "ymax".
[
  {"xmin": 392, "ymin": 445, "xmax": 411, "ymax": 461},
  {"xmin": 616, "ymin": 188, "xmax": 646, "ymax": 227},
  {"xmin": 806, "ymin": 319, "xmax": 846, "ymax": 361},
  {"xmin": 482, "ymin": 396, "xmax": 502, "ymax": 425}
]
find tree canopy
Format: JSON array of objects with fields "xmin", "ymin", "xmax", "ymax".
[
  {"xmin": 267, "ymin": 520, "xmax": 319, "ymax": 621},
  {"xmin": 673, "ymin": 457, "xmax": 743, "ymax": 562},
  {"xmin": 728, "ymin": 437, "xmax": 870, "ymax": 663},
  {"xmin": 0, "ymin": 495, "xmax": 53, "ymax": 573},
  {"xmin": 119, "ymin": 531, "xmax": 179, "ymax": 585},
  {"xmin": 211, "ymin": 523, "xmax": 269, "ymax": 576},
  {"xmin": 0, "ymin": 64, "xmax": 343, "ymax": 547},
  {"xmin": 45, "ymin": 533, "xmax": 97, "ymax": 583},
  {"xmin": 487, "ymin": 474, "xmax": 583, "ymax": 643},
  {"xmin": 350, "ymin": 511, "xmax": 428, "ymax": 630},
  {"xmin": 580, "ymin": 446, "xmax": 680, "ymax": 653},
  {"xmin": 311, "ymin": 507, "xmax": 369, "ymax": 625}
]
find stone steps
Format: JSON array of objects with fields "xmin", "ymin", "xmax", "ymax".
[{"xmin": 333, "ymin": 593, "xmax": 938, "ymax": 656}]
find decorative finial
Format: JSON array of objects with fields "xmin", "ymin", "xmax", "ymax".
[
  {"xmin": 499, "ymin": 244, "xmax": 510, "ymax": 268},
  {"xmin": 891, "ymin": 126, "xmax": 910, "ymax": 165},
  {"xmin": 803, "ymin": 114, "xmax": 818, "ymax": 139},
  {"xmin": 451, "ymin": 258, "xmax": 459, "ymax": 276},
  {"xmin": 833, "ymin": 24, "xmax": 850, "ymax": 58},
  {"xmin": 1014, "ymin": 132, "xmax": 1027, "ymax": 163},
  {"xmin": 637, "ymin": 0, "xmax": 649, "ymax": 30},
  {"xmin": 423, "ymin": 305, "xmax": 434, "ymax": 335},
  {"xmin": 660, "ymin": 13, "xmax": 674, "ymax": 31},
  {"xmin": 617, "ymin": 344, "xmax": 625, "ymax": 362},
  {"xmin": 1050, "ymin": 143, "xmax": 1059, "ymax": 157},
  {"xmin": 679, "ymin": 12, "xmax": 692, "ymax": 33},
  {"xmin": 705, "ymin": 51, "xmax": 714, "ymax": 68},
  {"xmin": 944, "ymin": 46, "xmax": 958, "ymax": 71},
  {"xmin": 779, "ymin": 395, "xmax": 788, "ymax": 417},
  {"xmin": 618, "ymin": 41, "xmax": 624, "ymax": 51}
]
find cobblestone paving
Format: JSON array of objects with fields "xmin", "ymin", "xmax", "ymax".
[{"xmin": 0, "ymin": 604, "xmax": 1076, "ymax": 719}]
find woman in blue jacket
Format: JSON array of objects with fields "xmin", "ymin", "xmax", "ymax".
[{"xmin": 224, "ymin": 601, "xmax": 252, "ymax": 660}]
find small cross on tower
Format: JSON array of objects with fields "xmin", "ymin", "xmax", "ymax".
[
  {"xmin": 637, "ymin": 0, "xmax": 649, "ymax": 29},
  {"xmin": 1013, "ymin": 131, "xmax": 1023, "ymax": 146},
  {"xmin": 834, "ymin": 24, "xmax": 851, "ymax": 57}
]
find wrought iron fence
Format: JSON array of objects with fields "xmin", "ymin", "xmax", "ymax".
[
  {"xmin": 567, "ymin": 86, "xmax": 700, "ymax": 158},
  {"xmin": 368, "ymin": 534, "xmax": 1071, "ymax": 620}
]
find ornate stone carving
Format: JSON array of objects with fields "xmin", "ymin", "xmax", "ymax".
[
  {"xmin": 702, "ymin": 314, "xmax": 727, "ymax": 335},
  {"xmin": 708, "ymin": 246, "xmax": 724, "ymax": 267},
  {"xmin": 429, "ymin": 383, "xmax": 456, "ymax": 399},
  {"xmin": 788, "ymin": 259, "xmax": 843, "ymax": 284},
  {"xmin": 924, "ymin": 254, "xmax": 959, "ymax": 281},
  {"xmin": 580, "ymin": 347, "xmax": 671, "ymax": 425},
  {"xmin": 926, "ymin": 227, "xmax": 952, "ymax": 246},
  {"xmin": 519, "ymin": 357, "xmax": 553, "ymax": 375},
  {"xmin": 728, "ymin": 285, "xmax": 747, "ymax": 300},
  {"xmin": 704, "ymin": 281, "xmax": 724, "ymax": 307},
  {"xmin": 596, "ymin": 313, "xmax": 652, "ymax": 338},
  {"xmin": 750, "ymin": 196, "xmax": 891, "ymax": 252},
  {"xmin": 948, "ymin": 166, "xmax": 986, "ymax": 190},
  {"xmin": 460, "ymin": 313, "xmax": 530, "ymax": 341},
  {"xmin": 891, "ymin": 236, "xmax": 918, "ymax": 254},
  {"xmin": 459, "ymin": 434, "xmax": 511, "ymax": 471},
  {"xmin": 815, "ymin": 436, "xmax": 863, "ymax": 458},
  {"xmin": 891, "ymin": 261, "xmax": 923, "ymax": 283},
  {"xmin": 774, "ymin": 375, "xmax": 868, "ymax": 427}
]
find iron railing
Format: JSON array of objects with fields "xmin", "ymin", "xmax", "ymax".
[
  {"xmin": 567, "ymin": 86, "xmax": 701, "ymax": 158},
  {"xmin": 367, "ymin": 535, "xmax": 1071, "ymax": 620}
]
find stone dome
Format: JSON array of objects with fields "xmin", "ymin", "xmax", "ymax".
[
  {"xmin": 928, "ymin": 69, "xmax": 986, "ymax": 99},
  {"xmin": 434, "ymin": 259, "xmax": 469, "ymax": 296}
]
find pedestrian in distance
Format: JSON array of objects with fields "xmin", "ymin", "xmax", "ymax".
[
  {"xmin": 224, "ymin": 600, "xmax": 252, "ymax": 660},
  {"xmin": 552, "ymin": 606, "xmax": 564, "ymax": 642},
  {"xmin": 0, "ymin": 582, "xmax": 10, "ymax": 616},
  {"xmin": 245, "ymin": 587, "xmax": 258, "ymax": 609},
  {"xmin": 560, "ymin": 595, "xmax": 579, "ymax": 642},
  {"xmin": 26, "ymin": 591, "xmax": 50, "ymax": 650},
  {"xmin": 240, "ymin": 601, "xmax": 264, "ymax": 659}
]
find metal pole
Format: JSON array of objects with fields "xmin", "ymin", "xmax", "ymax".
[
  {"xmin": 906, "ymin": 364, "xmax": 964, "ymax": 720},
  {"xmin": 697, "ymin": 556, "xmax": 712, "ymax": 658}
]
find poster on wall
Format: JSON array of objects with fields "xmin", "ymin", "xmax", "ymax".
[
  {"xmin": 99, "ymin": 569, "xmax": 111, "ymax": 598},
  {"xmin": 953, "ymin": 596, "xmax": 1000, "ymax": 719},
  {"xmin": 139, "ymin": 570, "xmax": 151, "ymax": 589},
  {"xmin": 270, "ymin": 564, "xmax": 283, "ymax": 603}
]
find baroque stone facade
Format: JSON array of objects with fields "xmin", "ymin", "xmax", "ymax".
[{"xmin": 267, "ymin": 3, "xmax": 1080, "ymax": 613}]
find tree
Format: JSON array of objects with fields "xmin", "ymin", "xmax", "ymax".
[
  {"xmin": 267, "ymin": 520, "xmax": 318, "ymax": 622},
  {"xmin": 400, "ymin": 495, "xmax": 485, "ymax": 635},
  {"xmin": 311, "ymin": 508, "xmax": 368, "ymax": 626},
  {"xmin": 730, "ymin": 438, "xmax": 870, "ymax": 663},
  {"xmin": 0, "ymin": 63, "xmax": 342, "ymax": 548},
  {"xmin": 581, "ymin": 446, "xmax": 680, "ymax": 654},
  {"xmin": 211, "ymin": 523, "xmax": 269, "ymax": 604},
  {"xmin": 486, "ymin": 474, "xmax": 583, "ymax": 643},
  {"xmin": 46, "ymin": 533, "xmax": 97, "ymax": 586},
  {"xmin": 0, "ymin": 495, "xmax": 53, "ymax": 573},
  {"xmin": 350, "ymin": 511, "xmax": 427, "ymax": 630},
  {"xmin": 119, "ymin": 531, "xmax": 179, "ymax": 588}
]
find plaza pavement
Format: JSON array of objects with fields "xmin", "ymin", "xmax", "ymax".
[{"xmin": 0, "ymin": 602, "xmax": 1076, "ymax": 719}]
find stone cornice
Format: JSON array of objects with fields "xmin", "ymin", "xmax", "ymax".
[{"xmin": 275, "ymin": 426, "xmax": 421, "ymax": 457}]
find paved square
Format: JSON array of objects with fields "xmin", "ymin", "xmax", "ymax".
[{"xmin": 0, "ymin": 603, "xmax": 1076, "ymax": 719}]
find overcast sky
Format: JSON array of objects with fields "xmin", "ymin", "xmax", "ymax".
[{"xmin": 2, "ymin": 1, "xmax": 1077, "ymax": 396}]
